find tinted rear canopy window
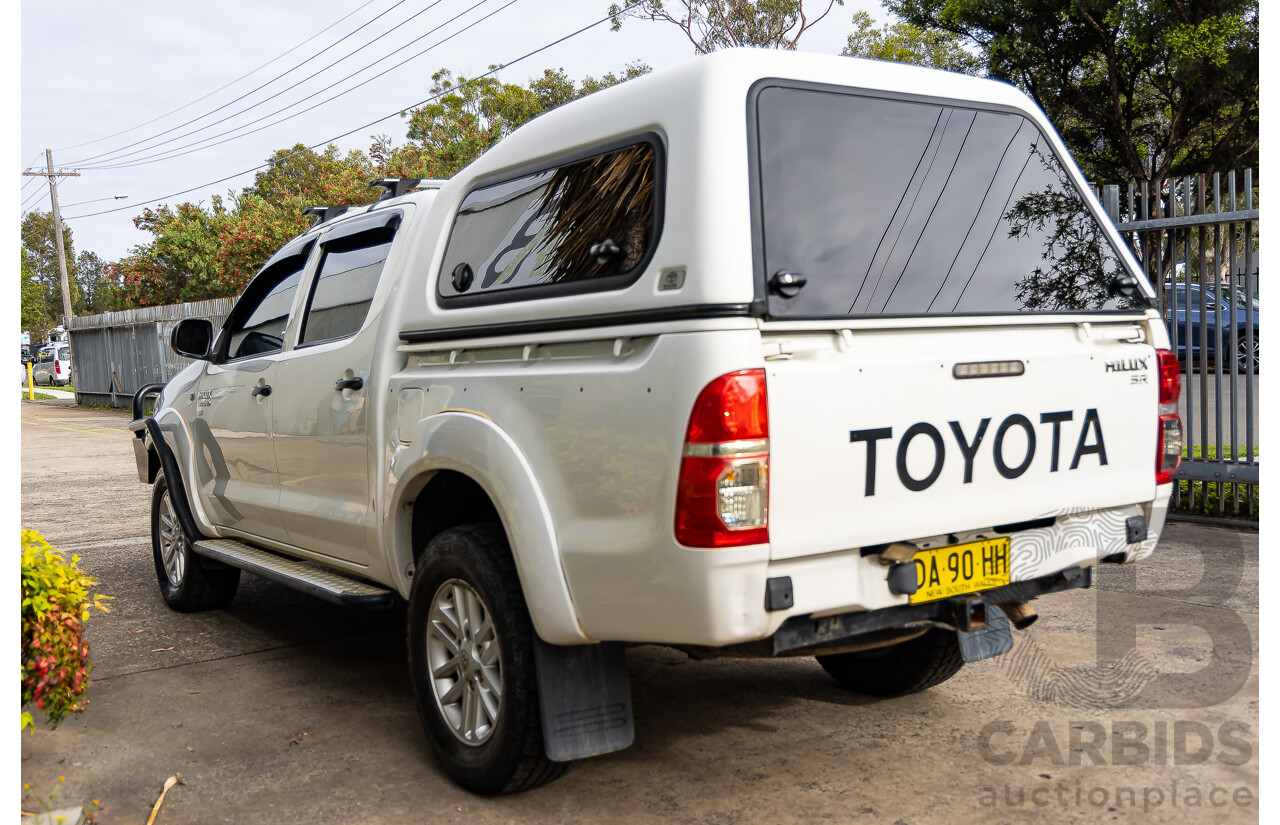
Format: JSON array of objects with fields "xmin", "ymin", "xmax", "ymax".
[
  {"xmin": 439, "ymin": 141, "xmax": 658, "ymax": 303},
  {"xmin": 753, "ymin": 85, "xmax": 1138, "ymax": 317}
]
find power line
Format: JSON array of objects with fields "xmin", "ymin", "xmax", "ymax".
[
  {"xmin": 21, "ymin": 187, "xmax": 48, "ymax": 212},
  {"xmin": 75, "ymin": 0, "xmax": 466, "ymax": 171},
  {"xmin": 79, "ymin": 0, "xmax": 509, "ymax": 172},
  {"xmin": 54, "ymin": 0, "xmax": 385, "ymax": 154},
  {"xmin": 20, "ymin": 153, "xmax": 44, "ymax": 191},
  {"xmin": 66, "ymin": 0, "xmax": 413, "ymax": 166},
  {"xmin": 64, "ymin": 2, "xmax": 644, "ymax": 221},
  {"xmin": 60, "ymin": 195, "xmax": 129, "ymax": 209}
]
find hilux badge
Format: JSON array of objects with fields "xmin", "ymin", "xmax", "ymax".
[{"xmin": 1104, "ymin": 357, "xmax": 1148, "ymax": 373}]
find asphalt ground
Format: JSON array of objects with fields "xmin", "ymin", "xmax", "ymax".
[{"xmin": 17, "ymin": 400, "xmax": 1259, "ymax": 824}]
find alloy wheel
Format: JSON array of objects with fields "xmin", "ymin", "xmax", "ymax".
[
  {"xmin": 426, "ymin": 578, "xmax": 503, "ymax": 745},
  {"xmin": 1237, "ymin": 336, "xmax": 1259, "ymax": 373},
  {"xmin": 157, "ymin": 491, "xmax": 186, "ymax": 586}
]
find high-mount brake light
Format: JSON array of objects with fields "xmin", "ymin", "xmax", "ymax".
[
  {"xmin": 1155, "ymin": 349, "xmax": 1182, "ymax": 485},
  {"xmin": 675, "ymin": 370, "xmax": 769, "ymax": 548}
]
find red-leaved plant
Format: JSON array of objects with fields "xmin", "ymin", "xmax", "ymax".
[{"xmin": 21, "ymin": 530, "xmax": 111, "ymax": 731}]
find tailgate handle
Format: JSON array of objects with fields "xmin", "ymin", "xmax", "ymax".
[{"xmin": 1080, "ymin": 322, "xmax": 1146, "ymax": 343}]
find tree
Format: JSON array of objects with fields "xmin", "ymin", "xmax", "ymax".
[
  {"xmin": 885, "ymin": 0, "xmax": 1259, "ymax": 185},
  {"xmin": 374, "ymin": 63, "xmax": 652, "ymax": 180},
  {"xmin": 608, "ymin": 0, "xmax": 844, "ymax": 52},
  {"xmin": 75, "ymin": 251, "xmax": 124, "ymax": 315},
  {"xmin": 113, "ymin": 200, "xmax": 236, "ymax": 308},
  {"xmin": 245, "ymin": 144, "xmax": 379, "ymax": 207},
  {"xmin": 113, "ymin": 66, "xmax": 653, "ymax": 308},
  {"xmin": 114, "ymin": 144, "xmax": 380, "ymax": 308},
  {"xmin": 21, "ymin": 211, "xmax": 86, "ymax": 329},
  {"xmin": 841, "ymin": 10, "xmax": 981, "ymax": 74},
  {"xmin": 21, "ymin": 252, "xmax": 49, "ymax": 344}
]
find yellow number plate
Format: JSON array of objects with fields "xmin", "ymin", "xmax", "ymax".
[{"xmin": 908, "ymin": 537, "xmax": 1011, "ymax": 604}]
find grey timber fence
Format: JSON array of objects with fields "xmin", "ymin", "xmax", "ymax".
[
  {"xmin": 1101, "ymin": 170, "xmax": 1259, "ymax": 521},
  {"xmin": 65, "ymin": 298, "xmax": 233, "ymax": 408}
]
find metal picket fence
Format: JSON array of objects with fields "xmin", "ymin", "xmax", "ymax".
[
  {"xmin": 64, "ymin": 298, "xmax": 233, "ymax": 409},
  {"xmin": 1102, "ymin": 170, "xmax": 1260, "ymax": 521}
]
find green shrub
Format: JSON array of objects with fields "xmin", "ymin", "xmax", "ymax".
[{"xmin": 20, "ymin": 530, "xmax": 111, "ymax": 731}]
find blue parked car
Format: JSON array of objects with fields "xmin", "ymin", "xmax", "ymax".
[{"xmin": 1163, "ymin": 282, "xmax": 1259, "ymax": 373}]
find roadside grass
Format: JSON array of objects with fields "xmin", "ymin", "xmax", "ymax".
[
  {"xmin": 1184, "ymin": 444, "xmax": 1259, "ymax": 460},
  {"xmin": 19, "ymin": 382, "xmax": 74, "ymax": 392},
  {"xmin": 21, "ymin": 392, "xmax": 59, "ymax": 401},
  {"xmin": 75, "ymin": 400, "xmax": 146, "ymax": 415}
]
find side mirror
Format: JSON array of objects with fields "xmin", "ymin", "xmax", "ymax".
[{"xmin": 171, "ymin": 318, "xmax": 214, "ymax": 360}]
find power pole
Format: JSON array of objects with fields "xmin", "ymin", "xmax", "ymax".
[{"xmin": 23, "ymin": 149, "xmax": 81, "ymax": 325}]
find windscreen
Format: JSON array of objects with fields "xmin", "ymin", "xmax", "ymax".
[{"xmin": 754, "ymin": 85, "xmax": 1140, "ymax": 317}]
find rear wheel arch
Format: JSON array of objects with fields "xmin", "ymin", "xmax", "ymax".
[
  {"xmin": 411, "ymin": 470, "xmax": 504, "ymax": 565},
  {"xmin": 388, "ymin": 412, "xmax": 589, "ymax": 644}
]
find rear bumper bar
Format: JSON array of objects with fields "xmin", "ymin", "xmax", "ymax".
[{"xmin": 698, "ymin": 565, "xmax": 1091, "ymax": 658}]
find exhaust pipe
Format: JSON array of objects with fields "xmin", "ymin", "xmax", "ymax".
[{"xmin": 999, "ymin": 601, "xmax": 1039, "ymax": 630}]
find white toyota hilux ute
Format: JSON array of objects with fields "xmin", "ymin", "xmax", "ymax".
[{"xmin": 130, "ymin": 49, "xmax": 1182, "ymax": 794}]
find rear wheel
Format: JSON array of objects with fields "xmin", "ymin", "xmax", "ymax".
[
  {"xmin": 407, "ymin": 524, "xmax": 567, "ymax": 795},
  {"xmin": 816, "ymin": 628, "xmax": 965, "ymax": 697},
  {"xmin": 1237, "ymin": 334, "xmax": 1258, "ymax": 374},
  {"xmin": 151, "ymin": 472, "xmax": 239, "ymax": 611}
]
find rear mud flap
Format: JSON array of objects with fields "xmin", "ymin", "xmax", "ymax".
[
  {"xmin": 532, "ymin": 639, "xmax": 634, "ymax": 762},
  {"xmin": 956, "ymin": 603, "xmax": 1013, "ymax": 663}
]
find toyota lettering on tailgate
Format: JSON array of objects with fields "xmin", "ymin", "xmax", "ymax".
[{"xmin": 849, "ymin": 409, "xmax": 1107, "ymax": 496}]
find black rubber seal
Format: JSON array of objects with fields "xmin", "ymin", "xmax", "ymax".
[{"xmin": 400, "ymin": 303, "xmax": 753, "ymax": 343}]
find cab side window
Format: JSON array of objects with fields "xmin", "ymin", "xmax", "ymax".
[
  {"xmin": 299, "ymin": 227, "xmax": 394, "ymax": 346},
  {"xmin": 226, "ymin": 260, "xmax": 306, "ymax": 360}
]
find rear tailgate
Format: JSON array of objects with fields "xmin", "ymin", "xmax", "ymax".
[{"xmin": 765, "ymin": 320, "xmax": 1158, "ymax": 560}]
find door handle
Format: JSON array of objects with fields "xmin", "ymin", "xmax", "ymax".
[
  {"xmin": 335, "ymin": 377, "xmax": 364, "ymax": 392},
  {"xmin": 250, "ymin": 385, "xmax": 272, "ymax": 398}
]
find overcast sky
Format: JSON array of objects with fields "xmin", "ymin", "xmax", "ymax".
[{"xmin": 18, "ymin": 0, "xmax": 877, "ymax": 263}]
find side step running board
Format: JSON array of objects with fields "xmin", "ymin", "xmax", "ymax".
[{"xmin": 193, "ymin": 539, "xmax": 395, "ymax": 607}]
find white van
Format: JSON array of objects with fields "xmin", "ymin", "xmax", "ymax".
[{"xmin": 32, "ymin": 343, "xmax": 72, "ymax": 387}]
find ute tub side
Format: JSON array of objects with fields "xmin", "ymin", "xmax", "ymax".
[{"xmin": 386, "ymin": 410, "xmax": 590, "ymax": 645}]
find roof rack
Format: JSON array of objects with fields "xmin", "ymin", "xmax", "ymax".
[
  {"xmin": 302, "ymin": 205, "xmax": 349, "ymax": 228},
  {"xmin": 369, "ymin": 178, "xmax": 422, "ymax": 200}
]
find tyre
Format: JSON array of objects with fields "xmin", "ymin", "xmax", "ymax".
[
  {"xmin": 151, "ymin": 472, "xmax": 239, "ymax": 612},
  {"xmin": 816, "ymin": 628, "xmax": 965, "ymax": 697},
  {"xmin": 1237, "ymin": 334, "xmax": 1258, "ymax": 374},
  {"xmin": 407, "ymin": 524, "xmax": 567, "ymax": 795}
]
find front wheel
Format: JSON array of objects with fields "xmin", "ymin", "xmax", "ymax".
[
  {"xmin": 151, "ymin": 472, "xmax": 239, "ymax": 612},
  {"xmin": 816, "ymin": 628, "xmax": 965, "ymax": 697},
  {"xmin": 407, "ymin": 524, "xmax": 567, "ymax": 795}
]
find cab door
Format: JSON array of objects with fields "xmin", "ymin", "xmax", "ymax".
[
  {"xmin": 192, "ymin": 245, "xmax": 311, "ymax": 541},
  {"xmin": 270, "ymin": 214, "xmax": 400, "ymax": 566}
]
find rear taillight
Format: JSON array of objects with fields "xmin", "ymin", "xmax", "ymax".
[
  {"xmin": 675, "ymin": 370, "xmax": 769, "ymax": 548},
  {"xmin": 1157, "ymin": 349, "xmax": 1180, "ymax": 408},
  {"xmin": 1156, "ymin": 348, "xmax": 1182, "ymax": 485},
  {"xmin": 55, "ymin": 362, "xmax": 62, "ymax": 375}
]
